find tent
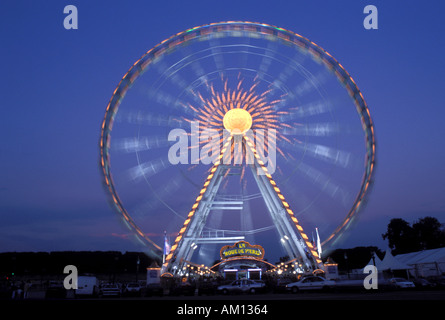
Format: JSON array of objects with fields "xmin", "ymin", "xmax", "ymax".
[
  {"xmin": 396, "ymin": 247, "xmax": 445, "ymax": 265},
  {"xmin": 379, "ymin": 249, "xmax": 413, "ymax": 271},
  {"xmin": 372, "ymin": 250, "xmax": 413, "ymax": 279},
  {"xmin": 364, "ymin": 253, "xmax": 383, "ymax": 268},
  {"xmin": 396, "ymin": 247, "xmax": 445, "ymax": 277}
]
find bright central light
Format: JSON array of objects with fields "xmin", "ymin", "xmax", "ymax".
[{"xmin": 223, "ymin": 108, "xmax": 252, "ymax": 134}]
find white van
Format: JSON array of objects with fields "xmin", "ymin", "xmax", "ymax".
[{"xmin": 75, "ymin": 276, "xmax": 100, "ymax": 297}]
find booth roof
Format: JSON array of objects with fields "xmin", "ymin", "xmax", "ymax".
[
  {"xmin": 377, "ymin": 249, "xmax": 413, "ymax": 271},
  {"xmin": 396, "ymin": 247, "xmax": 445, "ymax": 265}
]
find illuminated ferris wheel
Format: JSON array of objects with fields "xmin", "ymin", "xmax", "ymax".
[{"xmin": 100, "ymin": 21, "xmax": 375, "ymax": 273}]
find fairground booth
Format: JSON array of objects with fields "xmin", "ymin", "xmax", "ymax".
[{"xmin": 210, "ymin": 241, "xmax": 276, "ymax": 280}]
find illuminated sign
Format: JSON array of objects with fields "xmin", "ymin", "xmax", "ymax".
[{"xmin": 220, "ymin": 241, "xmax": 265, "ymax": 260}]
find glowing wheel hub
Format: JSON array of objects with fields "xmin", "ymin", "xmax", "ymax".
[{"xmin": 223, "ymin": 108, "xmax": 252, "ymax": 134}]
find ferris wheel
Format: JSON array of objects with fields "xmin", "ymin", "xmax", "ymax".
[{"xmin": 100, "ymin": 21, "xmax": 376, "ymax": 269}]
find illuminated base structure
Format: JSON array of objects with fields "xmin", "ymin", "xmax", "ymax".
[
  {"xmin": 210, "ymin": 241, "xmax": 276, "ymax": 280},
  {"xmin": 162, "ymin": 132, "xmax": 324, "ymax": 277}
]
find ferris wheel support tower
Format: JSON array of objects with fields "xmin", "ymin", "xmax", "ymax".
[{"xmin": 162, "ymin": 132, "xmax": 323, "ymax": 276}]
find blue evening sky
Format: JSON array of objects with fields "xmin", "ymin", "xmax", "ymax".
[{"xmin": 1, "ymin": 0, "xmax": 444, "ymax": 257}]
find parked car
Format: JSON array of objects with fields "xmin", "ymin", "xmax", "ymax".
[
  {"xmin": 389, "ymin": 278, "xmax": 415, "ymax": 289},
  {"xmin": 123, "ymin": 282, "xmax": 142, "ymax": 296},
  {"xmin": 100, "ymin": 283, "xmax": 122, "ymax": 297},
  {"xmin": 273, "ymin": 278, "xmax": 293, "ymax": 293},
  {"xmin": 217, "ymin": 279, "xmax": 265, "ymax": 294},
  {"xmin": 413, "ymin": 278, "xmax": 434, "ymax": 289},
  {"xmin": 427, "ymin": 276, "xmax": 445, "ymax": 289},
  {"xmin": 286, "ymin": 276, "xmax": 335, "ymax": 293},
  {"xmin": 76, "ymin": 276, "xmax": 100, "ymax": 297}
]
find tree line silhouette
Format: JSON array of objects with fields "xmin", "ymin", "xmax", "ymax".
[
  {"xmin": 0, "ymin": 251, "xmax": 159, "ymax": 278},
  {"xmin": 382, "ymin": 216, "xmax": 445, "ymax": 255}
]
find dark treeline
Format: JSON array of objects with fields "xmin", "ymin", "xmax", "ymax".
[
  {"xmin": 327, "ymin": 246, "xmax": 383, "ymax": 271},
  {"xmin": 0, "ymin": 251, "xmax": 160, "ymax": 277},
  {"xmin": 382, "ymin": 216, "xmax": 445, "ymax": 255}
]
